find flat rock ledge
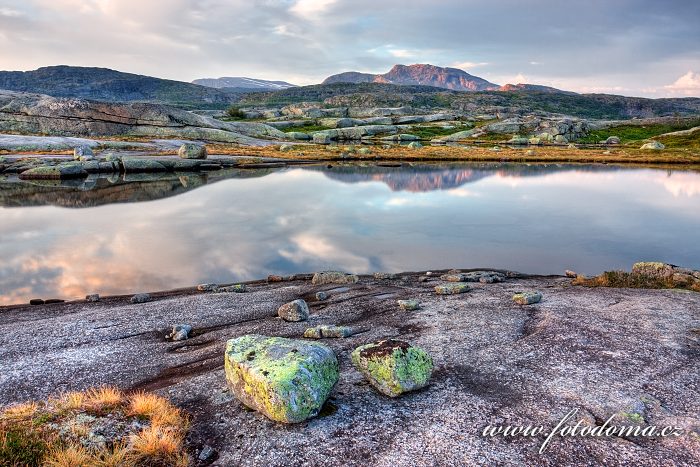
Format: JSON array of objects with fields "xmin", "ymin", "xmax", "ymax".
[{"xmin": 0, "ymin": 268, "xmax": 698, "ymax": 465}]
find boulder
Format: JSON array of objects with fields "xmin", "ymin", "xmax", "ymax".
[
  {"xmin": 351, "ymin": 339, "xmax": 433, "ymax": 397},
  {"xmin": 279, "ymin": 144, "xmax": 294, "ymax": 152},
  {"xmin": 605, "ymin": 136, "xmax": 621, "ymax": 145},
  {"xmin": 197, "ymin": 283, "xmax": 218, "ymax": 292},
  {"xmin": 73, "ymin": 146, "xmax": 94, "ymax": 161},
  {"xmin": 407, "ymin": 142, "xmax": 423, "ymax": 149},
  {"xmin": 486, "ymin": 121, "xmax": 522, "ymax": 134},
  {"xmin": 315, "ymin": 291, "xmax": 328, "ymax": 301},
  {"xmin": 18, "ymin": 163, "xmax": 88, "ymax": 180},
  {"xmin": 277, "ymin": 299, "xmax": 309, "ymax": 322},
  {"xmin": 435, "ymin": 283, "xmax": 470, "ymax": 295},
  {"xmin": 122, "ymin": 158, "xmax": 167, "ymax": 173},
  {"xmin": 507, "ymin": 136, "xmax": 529, "ymax": 145},
  {"xmin": 312, "ymin": 132, "xmax": 333, "ymax": 144},
  {"xmin": 167, "ymin": 324, "xmax": 192, "ymax": 341},
  {"xmin": 218, "ymin": 284, "xmax": 247, "ymax": 293},
  {"xmin": 178, "ymin": 143, "xmax": 207, "ymax": 159},
  {"xmin": 85, "ymin": 294, "xmax": 100, "ymax": 302},
  {"xmin": 286, "ymin": 132, "xmax": 311, "ymax": 140},
  {"xmin": 130, "ymin": 293, "xmax": 151, "ymax": 304},
  {"xmin": 640, "ymin": 141, "xmax": 665, "ymax": 150},
  {"xmin": 397, "ymin": 299, "xmax": 420, "ymax": 311},
  {"xmin": 513, "ymin": 291, "xmax": 543, "ymax": 305},
  {"xmin": 373, "ymin": 272, "xmax": 397, "ymax": 280},
  {"xmin": 224, "ymin": 335, "xmax": 339, "ymax": 423},
  {"xmin": 303, "ymin": 325, "xmax": 353, "ymax": 339},
  {"xmin": 311, "ymin": 271, "xmax": 359, "ymax": 285}
]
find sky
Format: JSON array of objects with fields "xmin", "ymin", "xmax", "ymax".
[{"xmin": 0, "ymin": 0, "xmax": 698, "ymax": 97}]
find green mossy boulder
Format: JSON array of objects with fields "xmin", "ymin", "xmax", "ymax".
[
  {"xmin": 512, "ymin": 291, "xmax": 543, "ymax": 305},
  {"xmin": 224, "ymin": 335, "xmax": 339, "ymax": 423},
  {"xmin": 351, "ymin": 339, "xmax": 433, "ymax": 397},
  {"xmin": 434, "ymin": 283, "xmax": 470, "ymax": 295},
  {"xmin": 311, "ymin": 271, "xmax": 359, "ymax": 285}
]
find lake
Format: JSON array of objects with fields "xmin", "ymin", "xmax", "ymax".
[{"xmin": 1, "ymin": 162, "xmax": 699, "ymax": 305}]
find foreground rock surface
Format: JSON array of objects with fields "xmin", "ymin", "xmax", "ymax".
[
  {"xmin": 224, "ymin": 335, "xmax": 339, "ymax": 423},
  {"xmin": 0, "ymin": 271, "xmax": 698, "ymax": 465}
]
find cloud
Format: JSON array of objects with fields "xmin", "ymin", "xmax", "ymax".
[
  {"xmin": 388, "ymin": 49, "xmax": 416, "ymax": 58},
  {"xmin": 289, "ymin": 0, "xmax": 337, "ymax": 19},
  {"xmin": 664, "ymin": 71, "xmax": 700, "ymax": 95},
  {"xmin": 452, "ymin": 61, "xmax": 490, "ymax": 70}
]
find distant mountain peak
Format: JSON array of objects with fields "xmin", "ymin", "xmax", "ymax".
[
  {"xmin": 322, "ymin": 63, "xmax": 499, "ymax": 92},
  {"xmin": 192, "ymin": 77, "xmax": 296, "ymax": 90}
]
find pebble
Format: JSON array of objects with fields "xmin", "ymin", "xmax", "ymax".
[{"xmin": 130, "ymin": 293, "xmax": 151, "ymax": 304}]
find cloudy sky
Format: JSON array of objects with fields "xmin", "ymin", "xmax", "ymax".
[{"xmin": 0, "ymin": 0, "xmax": 698, "ymax": 97}]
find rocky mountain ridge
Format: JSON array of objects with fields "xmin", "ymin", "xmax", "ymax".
[{"xmin": 192, "ymin": 77, "xmax": 296, "ymax": 90}]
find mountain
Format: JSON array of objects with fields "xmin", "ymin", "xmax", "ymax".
[
  {"xmin": 0, "ymin": 66, "xmax": 237, "ymax": 109},
  {"xmin": 322, "ymin": 64, "xmax": 499, "ymax": 91},
  {"xmin": 498, "ymin": 83, "xmax": 575, "ymax": 95},
  {"xmin": 192, "ymin": 77, "xmax": 296, "ymax": 90}
]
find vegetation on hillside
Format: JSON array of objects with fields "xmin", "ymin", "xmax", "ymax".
[{"xmin": 579, "ymin": 118, "xmax": 700, "ymax": 144}]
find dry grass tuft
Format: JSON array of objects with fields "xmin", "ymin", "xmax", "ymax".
[
  {"xmin": 44, "ymin": 445, "xmax": 93, "ymax": 467},
  {"xmin": 0, "ymin": 388, "xmax": 190, "ymax": 466}
]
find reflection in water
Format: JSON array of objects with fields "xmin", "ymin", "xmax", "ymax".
[{"xmin": 1, "ymin": 163, "xmax": 699, "ymax": 305}]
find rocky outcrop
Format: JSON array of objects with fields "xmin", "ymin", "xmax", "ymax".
[
  {"xmin": 312, "ymin": 125, "xmax": 398, "ymax": 141},
  {"xmin": 0, "ymin": 90, "xmax": 285, "ymax": 145}
]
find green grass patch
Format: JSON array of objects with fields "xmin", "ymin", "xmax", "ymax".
[
  {"xmin": 407, "ymin": 125, "xmax": 471, "ymax": 139},
  {"xmin": 578, "ymin": 119, "xmax": 700, "ymax": 144},
  {"xmin": 283, "ymin": 122, "xmax": 335, "ymax": 133}
]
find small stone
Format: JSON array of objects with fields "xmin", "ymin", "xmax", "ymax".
[
  {"xmin": 197, "ymin": 283, "xmax": 218, "ymax": 292},
  {"xmin": 224, "ymin": 335, "xmax": 339, "ymax": 423},
  {"xmin": 130, "ymin": 293, "xmax": 151, "ymax": 304},
  {"xmin": 418, "ymin": 276, "xmax": 429, "ymax": 283},
  {"xmin": 640, "ymin": 141, "xmax": 665, "ymax": 150},
  {"xmin": 397, "ymin": 299, "xmax": 420, "ymax": 311},
  {"xmin": 74, "ymin": 146, "xmax": 94, "ymax": 161},
  {"xmin": 311, "ymin": 271, "xmax": 359, "ymax": 285},
  {"xmin": 219, "ymin": 284, "xmax": 246, "ymax": 293},
  {"xmin": 86, "ymin": 294, "xmax": 100, "ymax": 302},
  {"xmin": 267, "ymin": 274, "xmax": 284, "ymax": 282},
  {"xmin": 315, "ymin": 291, "xmax": 328, "ymax": 301},
  {"xmin": 303, "ymin": 325, "xmax": 353, "ymax": 339},
  {"xmin": 178, "ymin": 143, "xmax": 207, "ymax": 159},
  {"xmin": 407, "ymin": 142, "xmax": 423, "ymax": 149},
  {"xmin": 373, "ymin": 272, "xmax": 397, "ymax": 280},
  {"xmin": 435, "ymin": 283, "xmax": 470, "ymax": 295},
  {"xmin": 29, "ymin": 299, "xmax": 44, "ymax": 305},
  {"xmin": 513, "ymin": 291, "xmax": 543, "ymax": 305},
  {"xmin": 198, "ymin": 445, "xmax": 216, "ymax": 462},
  {"xmin": 351, "ymin": 339, "xmax": 433, "ymax": 397},
  {"xmin": 279, "ymin": 144, "xmax": 294, "ymax": 152},
  {"xmin": 278, "ymin": 299, "xmax": 309, "ymax": 322},
  {"xmin": 565, "ymin": 270, "xmax": 578, "ymax": 278},
  {"xmin": 440, "ymin": 273, "xmax": 469, "ymax": 282},
  {"xmin": 167, "ymin": 324, "xmax": 192, "ymax": 341}
]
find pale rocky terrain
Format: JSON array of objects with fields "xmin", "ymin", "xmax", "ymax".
[{"xmin": 0, "ymin": 271, "xmax": 698, "ymax": 465}]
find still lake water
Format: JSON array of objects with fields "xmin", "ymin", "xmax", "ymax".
[{"xmin": 1, "ymin": 162, "xmax": 699, "ymax": 305}]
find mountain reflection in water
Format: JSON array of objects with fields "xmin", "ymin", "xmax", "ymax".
[{"xmin": 1, "ymin": 163, "xmax": 699, "ymax": 305}]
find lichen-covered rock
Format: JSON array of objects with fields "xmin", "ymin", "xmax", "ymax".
[
  {"xmin": 311, "ymin": 271, "xmax": 359, "ymax": 285},
  {"xmin": 279, "ymin": 144, "xmax": 294, "ymax": 152},
  {"xmin": 130, "ymin": 293, "xmax": 151, "ymax": 304},
  {"xmin": 218, "ymin": 284, "xmax": 246, "ymax": 293},
  {"xmin": 565, "ymin": 270, "xmax": 578, "ymax": 278},
  {"xmin": 122, "ymin": 158, "xmax": 167, "ymax": 173},
  {"xmin": 74, "ymin": 146, "xmax": 94, "ymax": 161},
  {"xmin": 440, "ymin": 273, "xmax": 469, "ymax": 282},
  {"xmin": 513, "ymin": 291, "xmax": 543, "ymax": 305},
  {"xmin": 303, "ymin": 325, "xmax": 353, "ymax": 339},
  {"xmin": 178, "ymin": 143, "xmax": 207, "ymax": 159},
  {"xmin": 351, "ymin": 339, "xmax": 433, "ymax": 397},
  {"xmin": 286, "ymin": 131, "xmax": 311, "ymax": 140},
  {"xmin": 640, "ymin": 141, "xmax": 665, "ymax": 150},
  {"xmin": 277, "ymin": 299, "xmax": 309, "ymax": 322},
  {"xmin": 631, "ymin": 261, "xmax": 699, "ymax": 288},
  {"xmin": 435, "ymin": 283, "xmax": 470, "ymax": 295},
  {"xmin": 373, "ymin": 272, "xmax": 397, "ymax": 280},
  {"xmin": 197, "ymin": 283, "xmax": 218, "ymax": 292},
  {"xmin": 407, "ymin": 141, "xmax": 423, "ymax": 149},
  {"xmin": 605, "ymin": 136, "xmax": 621, "ymax": 145},
  {"xmin": 397, "ymin": 299, "xmax": 420, "ymax": 311},
  {"xmin": 508, "ymin": 136, "xmax": 529, "ymax": 145},
  {"xmin": 224, "ymin": 335, "xmax": 339, "ymax": 423},
  {"xmin": 19, "ymin": 163, "xmax": 88, "ymax": 180}
]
